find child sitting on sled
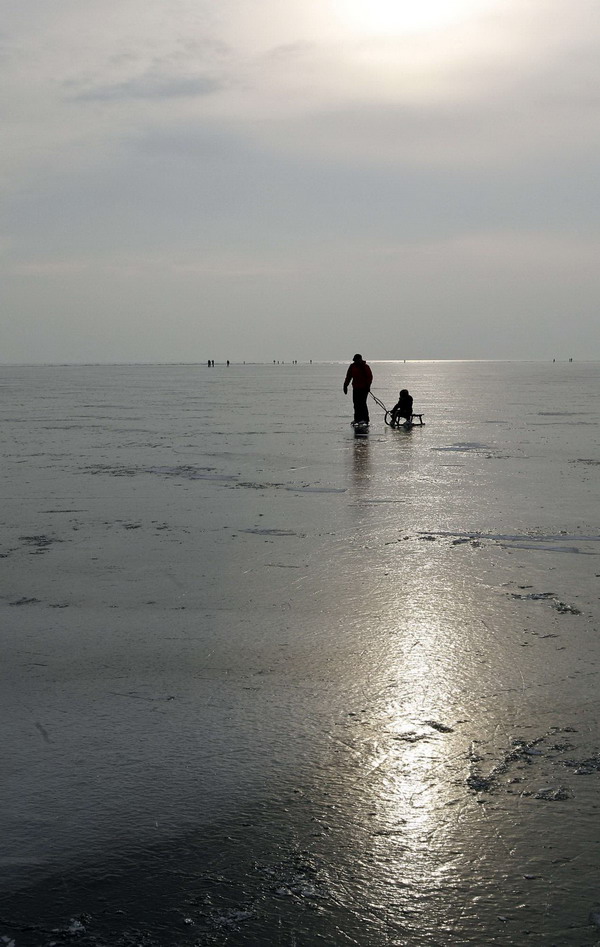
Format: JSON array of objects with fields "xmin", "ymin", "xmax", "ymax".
[{"xmin": 390, "ymin": 389, "xmax": 413, "ymax": 427}]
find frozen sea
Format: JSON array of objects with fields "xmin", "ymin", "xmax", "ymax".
[{"xmin": 1, "ymin": 359, "xmax": 600, "ymax": 946}]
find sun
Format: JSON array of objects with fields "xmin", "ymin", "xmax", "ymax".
[{"xmin": 332, "ymin": 0, "xmax": 488, "ymax": 35}]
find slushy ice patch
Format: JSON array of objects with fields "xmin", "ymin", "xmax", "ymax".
[{"xmin": 466, "ymin": 728, "xmax": 600, "ymax": 799}]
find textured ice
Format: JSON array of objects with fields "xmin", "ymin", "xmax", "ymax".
[{"xmin": 1, "ymin": 360, "xmax": 600, "ymax": 946}]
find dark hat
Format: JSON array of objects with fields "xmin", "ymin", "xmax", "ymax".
[{"xmin": 353, "ymin": 353, "xmax": 363, "ymax": 362}]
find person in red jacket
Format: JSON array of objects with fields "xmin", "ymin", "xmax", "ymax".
[{"xmin": 343, "ymin": 354, "xmax": 373, "ymax": 425}]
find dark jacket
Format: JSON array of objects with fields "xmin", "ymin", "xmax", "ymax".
[
  {"xmin": 393, "ymin": 393, "xmax": 413, "ymax": 418},
  {"xmin": 344, "ymin": 361, "xmax": 373, "ymax": 390}
]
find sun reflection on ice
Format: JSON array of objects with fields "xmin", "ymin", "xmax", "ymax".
[{"xmin": 346, "ymin": 576, "xmax": 482, "ymax": 926}]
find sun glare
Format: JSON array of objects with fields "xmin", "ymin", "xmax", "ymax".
[{"xmin": 333, "ymin": 0, "xmax": 489, "ymax": 35}]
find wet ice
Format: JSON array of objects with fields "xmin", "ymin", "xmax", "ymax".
[{"xmin": 1, "ymin": 360, "xmax": 600, "ymax": 946}]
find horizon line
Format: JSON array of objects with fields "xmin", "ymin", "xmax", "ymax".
[{"xmin": 0, "ymin": 358, "xmax": 591, "ymax": 368}]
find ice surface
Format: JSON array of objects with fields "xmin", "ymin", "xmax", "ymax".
[{"xmin": 1, "ymin": 360, "xmax": 600, "ymax": 946}]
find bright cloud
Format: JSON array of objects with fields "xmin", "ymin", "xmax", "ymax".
[{"xmin": 1, "ymin": 0, "xmax": 599, "ymax": 361}]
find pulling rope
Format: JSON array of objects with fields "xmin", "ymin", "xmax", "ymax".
[
  {"xmin": 369, "ymin": 391, "xmax": 388, "ymax": 412},
  {"xmin": 369, "ymin": 390, "xmax": 394, "ymax": 426}
]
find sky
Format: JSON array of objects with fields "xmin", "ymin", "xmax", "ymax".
[{"xmin": 1, "ymin": 0, "xmax": 599, "ymax": 363}]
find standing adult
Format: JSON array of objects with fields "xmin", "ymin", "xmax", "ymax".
[{"xmin": 343, "ymin": 354, "xmax": 373, "ymax": 425}]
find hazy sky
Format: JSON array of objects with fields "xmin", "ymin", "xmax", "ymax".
[{"xmin": 2, "ymin": 0, "xmax": 599, "ymax": 362}]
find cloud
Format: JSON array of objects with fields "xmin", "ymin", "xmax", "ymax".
[
  {"xmin": 2, "ymin": 0, "xmax": 600, "ymax": 361},
  {"xmin": 3, "ymin": 0, "xmax": 599, "ymax": 187},
  {"xmin": 65, "ymin": 70, "xmax": 222, "ymax": 102},
  {"xmin": 11, "ymin": 260, "xmax": 90, "ymax": 276}
]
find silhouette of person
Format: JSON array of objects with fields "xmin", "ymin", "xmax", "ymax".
[
  {"xmin": 390, "ymin": 389, "xmax": 413, "ymax": 427},
  {"xmin": 343, "ymin": 354, "xmax": 373, "ymax": 424}
]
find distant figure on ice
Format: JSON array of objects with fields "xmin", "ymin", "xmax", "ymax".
[
  {"xmin": 390, "ymin": 389, "xmax": 413, "ymax": 427},
  {"xmin": 343, "ymin": 354, "xmax": 373, "ymax": 425}
]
